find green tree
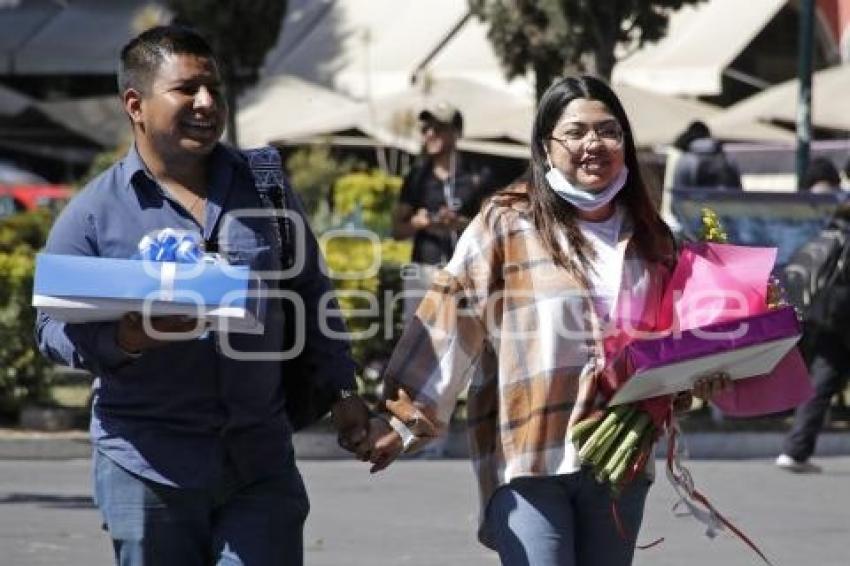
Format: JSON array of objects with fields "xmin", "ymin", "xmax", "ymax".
[
  {"xmin": 166, "ymin": 0, "xmax": 288, "ymax": 146},
  {"xmin": 333, "ymin": 170, "xmax": 403, "ymax": 236},
  {"xmin": 285, "ymin": 145, "xmax": 361, "ymax": 231},
  {"xmin": 0, "ymin": 211, "xmax": 56, "ymax": 417},
  {"xmin": 469, "ymin": 0, "xmax": 705, "ymax": 101}
]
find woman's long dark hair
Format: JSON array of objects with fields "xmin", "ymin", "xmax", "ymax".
[{"xmin": 495, "ymin": 75, "xmax": 674, "ymax": 276}]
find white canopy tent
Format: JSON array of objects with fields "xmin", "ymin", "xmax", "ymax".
[
  {"xmin": 36, "ymin": 95, "xmax": 128, "ymax": 148},
  {"xmin": 0, "ymin": 0, "xmax": 796, "ymax": 154},
  {"xmin": 238, "ymin": 75, "xmax": 365, "ymax": 148},
  {"xmin": 0, "ymin": 0, "xmax": 161, "ymax": 75},
  {"xmin": 612, "ymin": 0, "xmax": 788, "ymax": 96},
  {"xmin": 710, "ymin": 63, "xmax": 850, "ymax": 133},
  {"xmin": 0, "ymin": 82, "xmax": 110, "ymax": 164},
  {"xmin": 615, "ymin": 84, "xmax": 794, "ymax": 144},
  {"xmin": 240, "ymin": 0, "xmax": 795, "ymax": 152},
  {"xmin": 238, "ymin": 76, "xmax": 793, "ymax": 153},
  {"xmin": 238, "ymin": 75, "xmax": 531, "ymax": 157},
  {"xmin": 262, "ymin": 0, "xmax": 473, "ymax": 100},
  {"xmin": 411, "ymin": 9, "xmax": 534, "ymax": 99},
  {"xmin": 0, "ymin": 82, "xmax": 32, "ymax": 116}
]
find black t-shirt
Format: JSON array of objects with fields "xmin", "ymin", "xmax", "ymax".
[{"xmin": 399, "ymin": 157, "xmax": 495, "ymax": 264}]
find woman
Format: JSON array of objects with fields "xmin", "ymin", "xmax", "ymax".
[{"xmin": 367, "ymin": 75, "xmax": 729, "ymax": 566}]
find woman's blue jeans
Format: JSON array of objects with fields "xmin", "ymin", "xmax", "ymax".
[
  {"xmin": 93, "ymin": 450, "xmax": 309, "ymax": 566},
  {"xmin": 484, "ymin": 468, "xmax": 651, "ymax": 566}
]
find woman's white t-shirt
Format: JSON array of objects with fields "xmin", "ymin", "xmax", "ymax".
[{"xmin": 578, "ymin": 206, "xmax": 626, "ymax": 323}]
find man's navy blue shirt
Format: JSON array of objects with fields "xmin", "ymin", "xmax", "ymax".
[{"xmin": 36, "ymin": 144, "xmax": 355, "ymax": 487}]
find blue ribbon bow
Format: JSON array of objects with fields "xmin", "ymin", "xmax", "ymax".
[{"xmin": 135, "ymin": 229, "xmax": 203, "ymax": 263}]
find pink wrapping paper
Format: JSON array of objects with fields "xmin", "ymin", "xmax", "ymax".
[
  {"xmin": 659, "ymin": 242, "xmax": 777, "ymax": 331},
  {"xmin": 661, "ymin": 242, "xmax": 812, "ymax": 416},
  {"xmin": 711, "ymin": 349, "xmax": 812, "ymax": 416}
]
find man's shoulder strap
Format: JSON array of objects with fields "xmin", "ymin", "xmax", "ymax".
[
  {"xmin": 244, "ymin": 146, "xmax": 285, "ymax": 191},
  {"xmin": 242, "ymin": 146, "xmax": 294, "ymax": 270}
]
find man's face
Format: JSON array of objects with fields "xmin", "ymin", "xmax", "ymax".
[
  {"xmin": 420, "ymin": 119, "xmax": 457, "ymax": 157},
  {"xmin": 128, "ymin": 53, "xmax": 227, "ymax": 159}
]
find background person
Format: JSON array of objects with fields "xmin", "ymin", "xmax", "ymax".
[
  {"xmin": 670, "ymin": 120, "xmax": 742, "ymax": 190},
  {"xmin": 391, "ymin": 101, "xmax": 496, "ymax": 323},
  {"xmin": 802, "ymin": 156, "xmax": 843, "ymax": 193},
  {"xmin": 663, "ymin": 120, "xmax": 710, "ymax": 189},
  {"xmin": 367, "ymin": 75, "xmax": 730, "ymax": 566},
  {"xmin": 843, "ymin": 156, "xmax": 850, "ymax": 188},
  {"xmin": 777, "ymin": 157, "xmax": 850, "ymax": 474},
  {"xmin": 35, "ymin": 25, "xmax": 370, "ymax": 566}
]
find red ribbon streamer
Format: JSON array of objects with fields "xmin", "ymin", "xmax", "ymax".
[{"xmin": 665, "ymin": 426, "xmax": 774, "ymax": 566}]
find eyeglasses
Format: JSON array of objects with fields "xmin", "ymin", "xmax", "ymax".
[
  {"xmin": 550, "ymin": 121, "xmax": 624, "ymax": 150},
  {"xmin": 420, "ymin": 122, "xmax": 450, "ymax": 136}
]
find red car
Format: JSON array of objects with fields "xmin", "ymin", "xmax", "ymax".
[{"xmin": 0, "ymin": 183, "xmax": 73, "ymax": 217}]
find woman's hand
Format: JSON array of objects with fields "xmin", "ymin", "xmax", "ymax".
[
  {"xmin": 367, "ymin": 416, "xmax": 404, "ymax": 474},
  {"xmin": 674, "ymin": 372, "xmax": 734, "ymax": 413},
  {"xmin": 692, "ymin": 372, "xmax": 733, "ymax": 401}
]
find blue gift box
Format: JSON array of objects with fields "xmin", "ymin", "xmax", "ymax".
[{"xmin": 32, "ymin": 253, "xmax": 266, "ymax": 334}]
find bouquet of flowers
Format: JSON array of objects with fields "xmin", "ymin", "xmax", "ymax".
[
  {"xmin": 570, "ymin": 404, "xmax": 655, "ymax": 496},
  {"xmin": 569, "ymin": 208, "xmax": 810, "ymax": 563},
  {"xmin": 571, "ymin": 208, "xmax": 811, "ymax": 491}
]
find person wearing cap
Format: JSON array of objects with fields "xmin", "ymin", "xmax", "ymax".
[{"xmin": 392, "ymin": 101, "xmax": 496, "ymax": 322}]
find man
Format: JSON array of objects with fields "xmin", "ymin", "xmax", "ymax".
[
  {"xmin": 391, "ymin": 101, "xmax": 495, "ymax": 322},
  {"xmin": 802, "ymin": 157, "xmax": 843, "ymax": 194},
  {"xmin": 670, "ymin": 122, "xmax": 742, "ymax": 190},
  {"xmin": 35, "ymin": 25, "xmax": 369, "ymax": 565},
  {"xmin": 777, "ymin": 195, "xmax": 850, "ymax": 474}
]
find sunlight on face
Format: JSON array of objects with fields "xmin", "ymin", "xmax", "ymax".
[{"xmin": 547, "ymin": 98, "xmax": 626, "ymax": 191}]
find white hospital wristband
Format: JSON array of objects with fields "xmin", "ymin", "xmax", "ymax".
[{"xmin": 388, "ymin": 415, "xmax": 416, "ymax": 452}]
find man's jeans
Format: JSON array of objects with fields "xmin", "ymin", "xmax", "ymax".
[
  {"xmin": 93, "ymin": 450, "xmax": 309, "ymax": 566},
  {"xmin": 782, "ymin": 331, "xmax": 850, "ymax": 461},
  {"xmin": 484, "ymin": 468, "xmax": 651, "ymax": 566}
]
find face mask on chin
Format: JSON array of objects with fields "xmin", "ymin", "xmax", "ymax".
[{"xmin": 544, "ymin": 158, "xmax": 629, "ymax": 213}]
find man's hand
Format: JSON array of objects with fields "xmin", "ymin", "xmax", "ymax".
[
  {"xmin": 116, "ymin": 312, "xmax": 204, "ymax": 354},
  {"xmin": 410, "ymin": 208, "xmax": 431, "ymax": 231},
  {"xmin": 367, "ymin": 416, "xmax": 403, "ymax": 474},
  {"xmin": 331, "ymin": 394, "xmax": 371, "ymax": 461},
  {"xmin": 434, "ymin": 206, "xmax": 466, "ymax": 230}
]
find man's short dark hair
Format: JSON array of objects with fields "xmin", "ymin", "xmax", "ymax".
[
  {"xmin": 673, "ymin": 120, "xmax": 711, "ymax": 151},
  {"xmin": 118, "ymin": 25, "xmax": 214, "ymax": 95},
  {"xmin": 804, "ymin": 157, "xmax": 841, "ymax": 190}
]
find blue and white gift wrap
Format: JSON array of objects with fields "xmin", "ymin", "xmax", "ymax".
[{"xmin": 32, "ymin": 230, "xmax": 266, "ymax": 334}]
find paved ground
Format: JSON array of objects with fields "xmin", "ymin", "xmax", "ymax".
[
  {"xmin": 3, "ymin": 426, "xmax": 850, "ymax": 461},
  {"xmin": 0, "ymin": 456, "xmax": 848, "ymax": 566}
]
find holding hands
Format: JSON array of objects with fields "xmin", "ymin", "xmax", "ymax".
[
  {"xmin": 365, "ymin": 417, "xmax": 402, "ymax": 473},
  {"xmin": 337, "ymin": 388, "xmax": 439, "ymax": 473},
  {"xmin": 368, "ymin": 389, "xmax": 439, "ymax": 472},
  {"xmin": 343, "ymin": 374, "xmax": 734, "ymax": 469},
  {"xmin": 331, "ymin": 394, "xmax": 373, "ymax": 461}
]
